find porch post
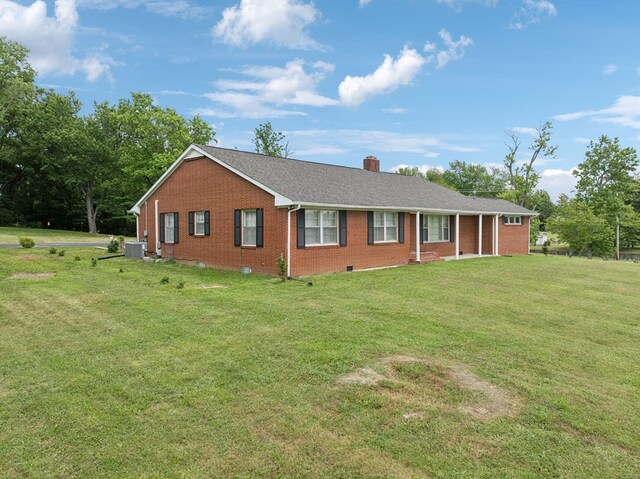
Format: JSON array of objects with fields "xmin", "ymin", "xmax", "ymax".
[
  {"xmin": 528, "ymin": 216, "xmax": 531, "ymax": 255},
  {"xmin": 416, "ymin": 211, "xmax": 421, "ymax": 263},
  {"xmin": 478, "ymin": 214, "xmax": 483, "ymax": 256},
  {"xmin": 455, "ymin": 213, "xmax": 460, "ymax": 260}
]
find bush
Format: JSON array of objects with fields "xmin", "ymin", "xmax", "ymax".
[
  {"xmin": 176, "ymin": 277, "xmax": 185, "ymax": 289},
  {"xmin": 541, "ymin": 240, "xmax": 550, "ymax": 256},
  {"xmin": 58, "ymin": 250, "xmax": 65, "ymax": 257},
  {"xmin": 160, "ymin": 275, "xmax": 169, "ymax": 284},
  {"xmin": 91, "ymin": 258, "xmax": 97, "ymax": 267},
  {"xmin": 74, "ymin": 255, "xmax": 81, "ymax": 261},
  {"xmin": 276, "ymin": 254, "xmax": 287, "ymax": 282},
  {"xmin": 19, "ymin": 237, "xmax": 35, "ymax": 248},
  {"xmin": 49, "ymin": 247, "xmax": 57, "ymax": 254},
  {"xmin": 107, "ymin": 239, "xmax": 119, "ymax": 253}
]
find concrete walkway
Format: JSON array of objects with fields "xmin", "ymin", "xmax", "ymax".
[{"xmin": 0, "ymin": 242, "xmax": 108, "ymax": 249}]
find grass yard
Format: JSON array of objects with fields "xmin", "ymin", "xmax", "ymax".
[
  {"xmin": 0, "ymin": 226, "xmax": 132, "ymax": 244},
  {"xmin": 0, "ymin": 250, "xmax": 639, "ymax": 478}
]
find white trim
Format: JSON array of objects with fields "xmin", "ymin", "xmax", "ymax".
[
  {"xmin": 455, "ymin": 214, "xmax": 460, "ymax": 260},
  {"xmin": 135, "ymin": 214, "xmax": 139, "ymax": 241},
  {"xmin": 286, "ymin": 202, "xmax": 536, "ymax": 217},
  {"xmin": 130, "ymin": 145, "xmax": 292, "ymax": 213},
  {"xmin": 373, "ymin": 211, "xmax": 398, "ymax": 243},
  {"xmin": 241, "ymin": 209, "xmax": 258, "ymax": 247},
  {"xmin": 303, "ymin": 209, "xmax": 339, "ymax": 246},
  {"xmin": 154, "ymin": 200, "xmax": 159, "ymax": 254},
  {"xmin": 478, "ymin": 214, "xmax": 483, "ymax": 257},
  {"xmin": 421, "ymin": 214, "xmax": 450, "ymax": 243},
  {"xmin": 527, "ymin": 216, "xmax": 531, "ymax": 255},
  {"xmin": 194, "ymin": 210, "xmax": 206, "ymax": 236}
]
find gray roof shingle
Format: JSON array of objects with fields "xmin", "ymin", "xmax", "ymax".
[{"xmin": 197, "ymin": 145, "xmax": 533, "ymax": 215}]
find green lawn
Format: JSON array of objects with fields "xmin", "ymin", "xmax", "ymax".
[
  {"xmin": 0, "ymin": 250, "xmax": 639, "ymax": 478},
  {"xmin": 0, "ymin": 226, "xmax": 132, "ymax": 244}
]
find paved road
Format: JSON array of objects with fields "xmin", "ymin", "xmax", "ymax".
[{"xmin": 0, "ymin": 242, "xmax": 109, "ymax": 249}]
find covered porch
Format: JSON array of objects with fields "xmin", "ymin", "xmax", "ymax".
[{"xmin": 408, "ymin": 212, "xmax": 507, "ymax": 263}]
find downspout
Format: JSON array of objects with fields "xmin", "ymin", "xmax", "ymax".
[
  {"xmin": 287, "ymin": 205, "xmax": 302, "ymax": 277},
  {"xmin": 135, "ymin": 213, "xmax": 140, "ymax": 241},
  {"xmin": 415, "ymin": 211, "xmax": 421, "ymax": 263}
]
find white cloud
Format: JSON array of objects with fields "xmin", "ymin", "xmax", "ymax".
[
  {"xmin": 554, "ymin": 96, "xmax": 640, "ymax": 130},
  {"xmin": 390, "ymin": 163, "xmax": 445, "ymax": 174},
  {"xmin": 212, "ymin": 0, "xmax": 323, "ymax": 50},
  {"xmin": 0, "ymin": 0, "xmax": 113, "ymax": 81},
  {"xmin": 201, "ymin": 59, "xmax": 338, "ymax": 118},
  {"xmin": 603, "ymin": 64, "xmax": 618, "ymax": 76},
  {"xmin": 338, "ymin": 46, "xmax": 425, "ymax": 107},
  {"xmin": 383, "ymin": 107, "xmax": 408, "ymax": 114},
  {"xmin": 574, "ymin": 137, "xmax": 591, "ymax": 144},
  {"xmin": 538, "ymin": 168, "xmax": 577, "ymax": 200},
  {"xmin": 512, "ymin": 126, "xmax": 538, "ymax": 136},
  {"xmin": 435, "ymin": 0, "xmax": 497, "ymax": 12},
  {"xmin": 358, "ymin": 0, "xmax": 372, "ymax": 6},
  {"xmin": 509, "ymin": 0, "xmax": 557, "ymax": 30},
  {"xmin": 295, "ymin": 146, "xmax": 349, "ymax": 156},
  {"xmin": 78, "ymin": 0, "xmax": 210, "ymax": 18},
  {"xmin": 424, "ymin": 29, "xmax": 473, "ymax": 69},
  {"xmin": 287, "ymin": 128, "xmax": 481, "ymax": 156}
]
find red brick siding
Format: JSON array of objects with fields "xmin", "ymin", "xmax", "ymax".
[
  {"xmin": 138, "ymin": 156, "xmax": 286, "ymax": 275},
  {"xmin": 499, "ymin": 216, "xmax": 529, "ymax": 255},
  {"xmin": 290, "ymin": 211, "xmax": 411, "ymax": 276}
]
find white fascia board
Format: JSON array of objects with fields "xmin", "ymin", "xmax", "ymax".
[
  {"xmin": 276, "ymin": 201, "xmax": 536, "ymax": 216},
  {"xmin": 129, "ymin": 144, "xmax": 292, "ymax": 213}
]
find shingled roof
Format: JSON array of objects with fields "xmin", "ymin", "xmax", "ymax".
[{"xmin": 132, "ymin": 144, "xmax": 534, "ymax": 215}]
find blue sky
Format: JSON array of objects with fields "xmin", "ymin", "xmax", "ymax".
[{"xmin": 2, "ymin": 0, "xmax": 640, "ymax": 199}]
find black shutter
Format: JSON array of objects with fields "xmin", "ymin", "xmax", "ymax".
[
  {"xmin": 204, "ymin": 211, "xmax": 210, "ymax": 236},
  {"xmin": 159, "ymin": 213, "xmax": 165, "ymax": 243},
  {"xmin": 419, "ymin": 214, "xmax": 424, "ymax": 243},
  {"xmin": 297, "ymin": 209, "xmax": 305, "ymax": 249},
  {"xmin": 339, "ymin": 210, "xmax": 347, "ymax": 247},
  {"xmin": 188, "ymin": 212, "xmax": 194, "ymax": 236},
  {"xmin": 450, "ymin": 215, "xmax": 455, "ymax": 243},
  {"xmin": 398, "ymin": 212, "xmax": 405, "ymax": 244},
  {"xmin": 367, "ymin": 211, "xmax": 374, "ymax": 245},
  {"xmin": 234, "ymin": 210, "xmax": 241, "ymax": 246},
  {"xmin": 256, "ymin": 208, "xmax": 264, "ymax": 248},
  {"xmin": 502, "ymin": 215, "xmax": 507, "ymax": 225},
  {"xmin": 173, "ymin": 212, "xmax": 179, "ymax": 244}
]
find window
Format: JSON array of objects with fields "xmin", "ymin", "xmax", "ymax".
[
  {"xmin": 423, "ymin": 215, "xmax": 449, "ymax": 242},
  {"xmin": 305, "ymin": 210, "xmax": 338, "ymax": 245},
  {"xmin": 374, "ymin": 212, "xmax": 397, "ymax": 242},
  {"xmin": 161, "ymin": 212, "xmax": 178, "ymax": 244},
  {"xmin": 194, "ymin": 211, "xmax": 205, "ymax": 235},
  {"xmin": 504, "ymin": 215, "xmax": 522, "ymax": 225},
  {"xmin": 243, "ymin": 209, "xmax": 257, "ymax": 246}
]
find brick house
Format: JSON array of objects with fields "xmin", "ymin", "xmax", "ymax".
[{"xmin": 130, "ymin": 144, "xmax": 534, "ymax": 276}]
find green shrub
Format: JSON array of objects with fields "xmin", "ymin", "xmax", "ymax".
[
  {"xmin": 276, "ymin": 254, "xmax": 287, "ymax": 282},
  {"xmin": 176, "ymin": 277, "xmax": 185, "ymax": 289},
  {"xmin": 91, "ymin": 258, "xmax": 97, "ymax": 267},
  {"xmin": 19, "ymin": 237, "xmax": 35, "ymax": 248},
  {"xmin": 107, "ymin": 239, "xmax": 119, "ymax": 253},
  {"xmin": 119, "ymin": 268, "xmax": 124, "ymax": 273},
  {"xmin": 74, "ymin": 255, "xmax": 81, "ymax": 261},
  {"xmin": 58, "ymin": 250, "xmax": 65, "ymax": 257},
  {"xmin": 542, "ymin": 240, "xmax": 550, "ymax": 256},
  {"xmin": 49, "ymin": 247, "xmax": 57, "ymax": 254},
  {"xmin": 160, "ymin": 275, "xmax": 169, "ymax": 284}
]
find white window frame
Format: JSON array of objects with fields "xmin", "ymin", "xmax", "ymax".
[
  {"xmin": 305, "ymin": 210, "xmax": 338, "ymax": 246},
  {"xmin": 164, "ymin": 213, "xmax": 176, "ymax": 244},
  {"xmin": 194, "ymin": 211, "xmax": 206, "ymax": 236},
  {"xmin": 504, "ymin": 215, "xmax": 522, "ymax": 225},
  {"xmin": 423, "ymin": 215, "xmax": 450, "ymax": 243},
  {"xmin": 242, "ymin": 209, "xmax": 257, "ymax": 246},
  {"xmin": 374, "ymin": 212, "xmax": 398, "ymax": 243}
]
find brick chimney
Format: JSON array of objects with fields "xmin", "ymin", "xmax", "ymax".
[{"xmin": 363, "ymin": 155, "xmax": 380, "ymax": 172}]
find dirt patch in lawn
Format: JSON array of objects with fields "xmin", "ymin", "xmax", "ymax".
[
  {"xmin": 336, "ymin": 355, "xmax": 519, "ymax": 419},
  {"xmin": 9, "ymin": 273, "xmax": 55, "ymax": 280}
]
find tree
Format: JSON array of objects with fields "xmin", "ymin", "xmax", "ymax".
[
  {"xmin": 503, "ymin": 121, "xmax": 557, "ymax": 207},
  {"xmin": 395, "ymin": 165, "xmax": 454, "ymax": 189},
  {"xmin": 548, "ymin": 196, "xmax": 614, "ymax": 258},
  {"xmin": 252, "ymin": 122, "xmax": 291, "ymax": 157},
  {"xmin": 442, "ymin": 160, "xmax": 505, "ymax": 197},
  {"xmin": 574, "ymin": 136, "xmax": 639, "ymax": 257}
]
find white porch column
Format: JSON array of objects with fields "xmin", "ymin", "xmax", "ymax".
[
  {"xmin": 528, "ymin": 216, "xmax": 531, "ymax": 255},
  {"xmin": 455, "ymin": 213, "xmax": 460, "ymax": 260},
  {"xmin": 478, "ymin": 214, "xmax": 483, "ymax": 256},
  {"xmin": 136, "ymin": 214, "xmax": 140, "ymax": 241},
  {"xmin": 494, "ymin": 214, "xmax": 500, "ymax": 256},
  {"xmin": 155, "ymin": 199, "xmax": 160, "ymax": 254},
  {"xmin": 416, "ymin": 211, "xmax": 421, "ymax": 263}
]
